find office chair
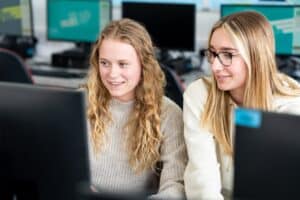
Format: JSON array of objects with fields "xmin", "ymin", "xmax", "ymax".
[
  {"xmin": 161, "ymin": 63, "xmax": 185, "ymax": 108},
  {"xmin": 0, "ymin": 48, "xmax": 34, "ymax": 84}
]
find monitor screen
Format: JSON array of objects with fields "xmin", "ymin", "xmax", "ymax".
[
  {"xmin": 0, "ymin": 82, "xmax": 90, "ymax": 200},
  {"xmin": 0, "ymin": 0, "xmax": 34, "ymax": 37},
  {"xmin": 47, "ymin": 0, "xmax": 112, "ymax": 43},
  {"xmin": 221, "ymin": 4, "xmax": 300, "ymax": 56},
  {"xmin": 122, "ymin": 2, "xmax": 196, "ymax": 52}
]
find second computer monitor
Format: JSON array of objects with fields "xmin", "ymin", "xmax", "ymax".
[
  {"xmin": 122, "ymin": 1, "xmax": 196, "ymax": 52},
  {"xmin": 221, "ymin": 4, "xmax": 300, "ymax": 56},
  {"xmin": 47, "ymin": 0, "xmax": 111, "ymax": 43},
  {"xmin": 0, "ymin": 0, "xmax": 34, "ymax": 37}
]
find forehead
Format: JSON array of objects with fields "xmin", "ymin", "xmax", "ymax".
[
  {"xmin": 210, "ymin": 28, "xmax": 237, "ymax": 51},
  {"xmin": 99, "ymin": 39, "xmax": 138, "ymax": 59}
]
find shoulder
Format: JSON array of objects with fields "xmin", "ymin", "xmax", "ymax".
[
  {"xmin": 161, "ymin": 97, "xmax": 183, "ymax": 137},
  {"xmin": 160, "ymin": 96, "xmax": 183, "ymax": 130},
  {"xmin": 184, "ymin": 77, "xmax": 209, "ymax": 98},
  {"xmin": 161, "ymin": 96, "xmax": 182, "ymax": 117},
  {"xmin": 183, "ymin": 77, "xmax": 210, "ymax": 110},
  {"xmin": 274, "ymin": 95, "xmax": 300, "ymax": 115}
]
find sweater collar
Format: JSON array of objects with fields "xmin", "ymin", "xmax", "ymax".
[{"xmin": 110, "ymin": 98, "xmax": 135, "ymax": 109}]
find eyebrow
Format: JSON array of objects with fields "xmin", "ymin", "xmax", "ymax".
[
  {"xmin": 99, "ymin": 58, "xmax": 110, "ymax": 63},
  {"xmin": 99, "ymin": 58, "xmax": 129, "ymax": 63},
  {"xmin": 117, "ymin": 59, "xmax": 129, "ymax": 62},
  {"xmin": 209, "ymin": 46, "xmax": 238, "ymax": 52}
]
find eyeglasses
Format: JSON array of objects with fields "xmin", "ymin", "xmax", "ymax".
[{"xmin": 204, "ymin": 49, "xmax": 239, "ymax": 66}]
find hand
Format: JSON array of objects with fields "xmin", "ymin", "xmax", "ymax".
[{"xmin": 90, "ymin": 185, "xmax": 98, "ymax": 192}]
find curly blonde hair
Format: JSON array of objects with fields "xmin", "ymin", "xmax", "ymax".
[
  {"xmin": 85, "ymin": 18, "xmax": 166, "ymax": 173},
  {"xmin": 202, "ymin": 11, "xmax": 300, "ymax": 155}
]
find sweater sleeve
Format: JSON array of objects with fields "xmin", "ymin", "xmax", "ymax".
[
  {"xmin": 276, "ymin": 96, "xmax": 300, "ymax": 115},
  {"xmin": 149, "ymin": 97, "xmax": 187, "ymax": 200},
  {"xmin": 183, "ymin": 79, "xmax": 223, "ymax": 200}
]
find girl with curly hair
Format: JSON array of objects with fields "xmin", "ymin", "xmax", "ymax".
[{"xmin": 85, "ymin": 18, "xmax": 187, "ymax": 200}]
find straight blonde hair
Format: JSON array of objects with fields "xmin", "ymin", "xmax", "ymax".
[{"xmin": 202, "ymin": 11, "xmax": 300, "ymax": 154}]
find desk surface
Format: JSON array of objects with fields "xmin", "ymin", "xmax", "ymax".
[
  {"xmin": 32, "ymin": 75, "xmax": 86, "ymax": 89},
  {"xmin": 27, "ymin": 59, "xmax": 88, "ymax": 88}
]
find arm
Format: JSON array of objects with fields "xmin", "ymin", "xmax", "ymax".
[
  {"xmin": 183, "ymin": 79, "xmax": 223, "ymax": 200},
  {"xmin": 276, "ymin": 97, "xmax": 300, "ymax": 115},
  {"xmin": 149, "ymin": 97, "xmax": 187, "ymax": 200}
]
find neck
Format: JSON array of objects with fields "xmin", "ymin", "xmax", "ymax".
[{"xmin": 230, "ymin": 89, "xmax": 244, "ymax": 106}]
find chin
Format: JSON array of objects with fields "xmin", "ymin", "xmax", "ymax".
[
  {"xmin": 108, "ymin": 91, "xmax": 122, "ymax": 98},
  {"xmin": 217, "ymin": 84, "xmax": 231, "ymax": 91}
]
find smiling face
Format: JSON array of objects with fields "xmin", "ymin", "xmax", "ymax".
[
  {"xmin": 209, "ymin": 27, "xmax": 248, "ymax": 103},
  {"xmin": 99, "ymin": 38, "xmax": 142, "ymax": 102}
]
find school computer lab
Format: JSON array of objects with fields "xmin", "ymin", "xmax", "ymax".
[{"xmin": 1, "ymin": 0, "xmax": 300, "ymax": 199}]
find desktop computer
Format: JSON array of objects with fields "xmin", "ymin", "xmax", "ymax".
[{"xmin": 47, "ymin": 0, "xmax": 112, "ymax": 69}]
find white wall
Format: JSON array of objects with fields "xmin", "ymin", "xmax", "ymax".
[
  {"xmin": 196, "ymin": 10, "xmax": 219, "ymax": 50},
  {"xmin": 32, "ymin": 0, "xmax": 46, "ymax": 38}
]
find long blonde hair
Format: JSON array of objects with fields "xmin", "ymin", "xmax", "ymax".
[
  {"xmin": 202, "ymin": 11, "xmax": 300, "ymax": 154},
  {"xmin": 85, "ymin": 18, "xmax": 166, "ymax": 172}
]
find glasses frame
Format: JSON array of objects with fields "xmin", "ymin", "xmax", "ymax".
[{"xmin": 204, "ymin": 49, "xmax": 239, "ymax": 67}]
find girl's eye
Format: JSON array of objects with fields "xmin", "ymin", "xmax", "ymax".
[
  {"xmin": 119, "ymin": 63, "xmax": 128, "ymax": 68},
  {"xmin": 100, "ymin": 60, "xmax": 109, "ymax": 67},
  {"xmin": 221, "ymin": 52, "xmax": 233, "ymax": 59}
]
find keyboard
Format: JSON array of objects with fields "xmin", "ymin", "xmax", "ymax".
[
  {"xmin": 62, "ymin": 49, "xmax": 88, "ymax": 57},
  {"xmin": 29, "ymin": 63, "xmax": 88, "ymax": 79}
]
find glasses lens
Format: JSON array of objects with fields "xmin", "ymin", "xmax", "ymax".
[
  {"xmin": 205, "ymin": 50, "xmax": 234, "ymax": 66},
  {"xmin": 219, "ymin": 52, "xmax": 232, "ymax": 66},
  {"xmin": 205, "ymin": 50, "xmax": 214, "ymax": 64}
]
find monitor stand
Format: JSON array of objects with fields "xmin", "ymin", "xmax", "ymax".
[{"xmin": 51, "ymin": 42, "xmax": 92, "ymax": 69}]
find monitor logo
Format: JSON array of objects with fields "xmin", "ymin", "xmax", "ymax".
[{"xmin": 61, "ymin": 11, "xmax": 91, "ymax": 28}]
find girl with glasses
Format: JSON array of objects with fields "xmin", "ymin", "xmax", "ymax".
[{"xmin": 183, "ymin": 11, "xmax": 300, "ymax": 200}]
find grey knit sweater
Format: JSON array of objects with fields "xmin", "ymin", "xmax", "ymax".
[{"xmin": 88, "ymin": 96, "xmax": 187, "ymax": 199}]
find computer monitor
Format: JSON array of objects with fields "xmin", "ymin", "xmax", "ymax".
[
  {"xmin": 47, "ymin": 0, "xmax": 112, "ymax": 68},
  {"xmin": 47, "ymin": 0, "xmax": 112, "ymax": 49},
  {"xmin": 0, "ymin": 0, "xmax": 36, "ymax": 58},
  {"xmin": 221, "ymin": 4, "xmax": 300, "ymax": 56},
  {"xmin": 234, "ymin": 108, "xmax": 300, "ymax": 199},
  {"xmin": 0, "ymin": 0, "xmax": 34, "ymax": 37},
  {"xmin": 0, "ymin": 82, "xmax": 90, "ymax": 200},
  {"xmin": 122, "ymin": 2, "xmax": 196, "ymax": 53}
]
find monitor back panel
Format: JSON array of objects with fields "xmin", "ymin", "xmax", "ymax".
[
  {"xmin": 234, "ymin": 108, "xmax": 300, "ymax": 199},
  {"xmin": 0, "ymin": 82, "xmax": 90, "ymax": 200}
]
